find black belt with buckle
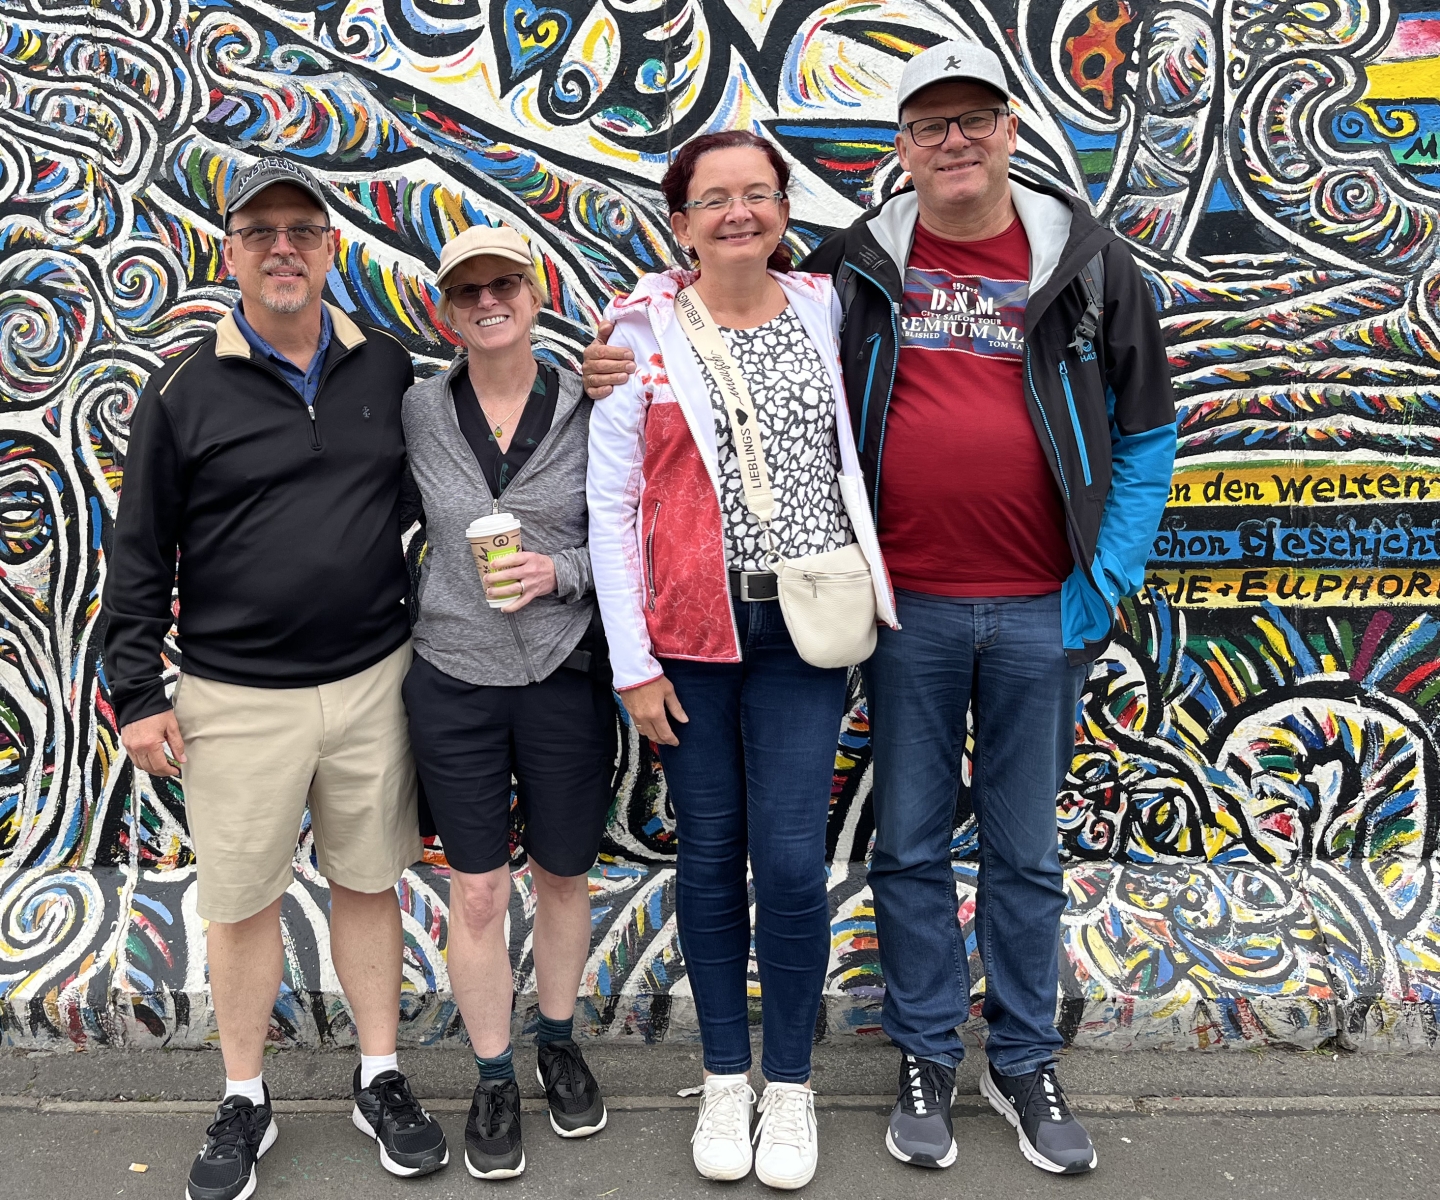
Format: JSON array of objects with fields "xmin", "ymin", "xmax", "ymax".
[{"xmin": 729, "ymin": 569, "xmax": 778, "ymax": 602}]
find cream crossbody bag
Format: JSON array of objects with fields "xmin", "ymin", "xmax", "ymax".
[{"xmin": 674, "ymin": 285, "xmax": 877, "ymax": 669}]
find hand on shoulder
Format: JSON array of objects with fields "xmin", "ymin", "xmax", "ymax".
[{"xmin": 582, "ymin": 320, "xmax": 637, "ymax": 399}]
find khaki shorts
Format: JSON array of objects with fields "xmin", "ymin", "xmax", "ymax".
[{"xmin": 174, "ymin": 641, "xmax": 421, "ymax": 923}]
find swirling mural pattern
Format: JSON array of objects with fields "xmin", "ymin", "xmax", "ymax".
[{"xmin": 4, "ymin": 0, "xmax": 1440, "ymax": 1051}]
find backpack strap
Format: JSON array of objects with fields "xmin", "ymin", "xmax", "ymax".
[{"xmin": 1068, "ymin": 251, "xmax": 1105, "ymax": 354}]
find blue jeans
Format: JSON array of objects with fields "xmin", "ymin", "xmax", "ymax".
[
  {"xmin": 862, "ymin": 590, "xmax": 1085, "ymax": 1076},
  {"xmin": 658, "ymin": 599, "xmax": 847, "ymax": 1083}
]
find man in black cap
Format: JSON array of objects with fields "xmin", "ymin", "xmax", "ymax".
[
  {"xmin": 104, "ymin": 157, "xmax": 449, "ymax": 1200},
  {"xmin": 583, "ymin": 40, "xmax": 1176, "ymax": 1178}
]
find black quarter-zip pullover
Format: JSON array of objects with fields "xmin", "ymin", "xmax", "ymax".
[{"xmin": 103, "ymin": 303, "xmax": 416, "ymax": 727}]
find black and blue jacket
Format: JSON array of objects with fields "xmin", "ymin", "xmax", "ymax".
[{"xmin": 801, "ymin": 178, "xmax": 1178, "ymax": 662}]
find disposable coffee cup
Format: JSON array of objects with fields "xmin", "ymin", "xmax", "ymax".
[{"xmin": 466, "ymin": 513, "xmax": 523, "ymax": 609}]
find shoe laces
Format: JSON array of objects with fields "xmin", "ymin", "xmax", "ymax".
[
  {"xmin": 477, "ymin": 1082, "xmax": 515, "ymax": 1137},
  {"xmin": 541, "ymin": 1042, "xmax": 590, "ymax": 1100},
  {"xmin": 373, "ymin": 1072, "xmax": 429, "ymax": 1132},
  {"xmin": 202, "ymin": 1099, "xmax": 260, "ymax": 1162},
  {"xmin": 1018, "ymin": 1065, "xmax": 1072, "ymax": 1125},
  {"xmin": 898, "ymin": 1056, "xmax": 951, "ymax": 1119},
  {"xmin": 691, "ymin": 1078, "xmax": 755, "ymax": 1145},
  {"xmin": 755, "ymin": 1084, "xmax": 814, "ymax": 1149}
]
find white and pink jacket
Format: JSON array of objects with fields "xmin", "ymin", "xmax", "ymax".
[{"xmin": 587, "ymin": 267, "xmax": 898, "ymax": 692}]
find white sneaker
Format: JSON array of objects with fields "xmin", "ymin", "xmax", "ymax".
[
  {"xmin": 753, "ymin": 1082, "xmax": 818, "ymax": 1189},
  {"xmin": 691, "ymin": 1073, "xmax": 756, "ymax": 1180}
]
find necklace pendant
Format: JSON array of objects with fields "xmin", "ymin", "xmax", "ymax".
[{"xmin": 493, "ymin": 425, "xmax": 503, "ymax": 436}]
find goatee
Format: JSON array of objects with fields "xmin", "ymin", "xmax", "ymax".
[
  {"xmin": 256, "ymin": 257, "xmax": 313, "ymax": 315},
  {"xmin": 257, "ymin": 287, "xmax": 313, "ymax": 315}
]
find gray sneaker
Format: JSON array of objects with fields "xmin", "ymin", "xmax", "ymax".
[
  {"xmin": 981, "ymin": 1062, "xmax": 1097, "ymax": 1174},
  {"xmin": 884, "ymin": 1053, "xmax": 957, "ymax": 1169}
]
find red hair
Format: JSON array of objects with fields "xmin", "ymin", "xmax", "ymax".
[{"xmin": 661, "ymin": 131, "xmax": 793, "ymax": 273}]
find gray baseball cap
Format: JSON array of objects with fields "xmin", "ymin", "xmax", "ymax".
[
  {"xmin": 897, "ymin": 41, "xmax": 1010, "ymax": 117},
  {"xmin": 221, "ymin": 157, "xmax": 329, "ymax": 223}
]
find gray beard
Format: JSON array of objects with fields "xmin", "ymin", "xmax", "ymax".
[
  {"xmin": 256, "ymin": 283, "xmax": 313, "ymax": 315},
  {"xmin": 256, "ymin": 259, "xmax": 314, "ymax": 314}
]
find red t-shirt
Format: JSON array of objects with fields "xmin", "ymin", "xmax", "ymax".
[{"xmin": 877, "ymin": 219, "xmax": 1071, "ymax": 596}]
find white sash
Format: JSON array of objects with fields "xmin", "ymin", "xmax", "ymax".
[
  {"xmin": 672, "ymin": 282, "xmax": 878, "ymax": 669},
  {"xmin": 674, "ymin": 286, "xmax": 777, "ymax": 534}
]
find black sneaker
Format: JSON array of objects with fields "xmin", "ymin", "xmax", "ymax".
[
  {"xmin": 981, "ymin": 1062, "xmax": 1097, "ymax": 1174},
  {"xmin": 536, "ymin": 1040, "xmax": 608, "ymax": 1137},
  {"xmin": 884, "ymin": 1053, "xmax": 957, "ymax": 1169},
  {"xmin": 351, "ymin": 1066, "xmax": 449, "ymax": 1177},
  {"xmin": 465, "ymin": 1077, "xmax": 525, "ymax": 1179},
  {"xmin": 185, "ymin": 1088, "xmax": 278, "ymax": 1200}
]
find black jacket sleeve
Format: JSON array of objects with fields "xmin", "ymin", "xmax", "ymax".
[
  {"xmin": 1101, "ymin": 242, "xmax": 1177, "ymax": 436},
  {"xmin": 103, "ymin": 376, "xmax": 187, "ymax": 728},
  {"xmin": 399, "ymin": 460, "xmax": 425, "ymax": 532},
  {"xmin": 1086, "ymin": 240, "xmax": 1177, "ymax": 607},
  {"xmin": 797, "ymin": 228, "xmax": 847, "ymax": 276}
]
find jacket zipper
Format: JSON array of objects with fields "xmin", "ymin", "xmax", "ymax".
[
  {"xmin": 302, "ymin": 342, "xmax": 358, "ymax": 452},
  {"xmin": 235, "ymin": 343, "xmax": 359, "ymax": 451},
  {"xmin": 843, "ymin": 261, "xmax": 901, "ymax": 513},
  {"xmin": 645, "ymin": 501, "xmax": 660, "ymax": 610},
  {"xmin": 1027, "ymin": 345, "xmax": 1107, "ymax": 638},
  {"xmin": 857, "ymin": 333, "xmax": 881, "ymax": 453},
  {"xmin": 1057, "ymin": 360, "xmax": 1091, "ymax": 487},
  {"xmin": 1026, "ymin": 351, "xmax": 1069, "ymax": 501}
]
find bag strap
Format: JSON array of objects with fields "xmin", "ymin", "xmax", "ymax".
[
  {"xmin": 1068, "ymin": 250, "xmax": 1105, "ymax": 354},
  {"xmin": 674, "ymin": 286, "xmax": 779, "ymax": 548}
]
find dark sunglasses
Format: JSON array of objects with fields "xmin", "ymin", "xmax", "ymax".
[
  {"xmin": 444, "ymin": 274, "xmax": 526, "ymax": 307},
  {"xmin": 228, "ymin": 223, "xmax": 332, "ymax": 252}
]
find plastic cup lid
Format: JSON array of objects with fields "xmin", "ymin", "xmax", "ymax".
[{"xmin": 466, "ymin": 512, "xmax": 522, "ymax": 538}]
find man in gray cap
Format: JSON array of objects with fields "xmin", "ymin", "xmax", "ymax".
[
  {"xmin": 104, "ymin": 157, "xmax": 449, "ymax": 1200},
  {"xmin": 583, "ymin": 40, "xmax": 1176, "ymax": 1176}
]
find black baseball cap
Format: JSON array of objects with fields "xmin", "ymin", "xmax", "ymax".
[{"xmin": 221, "ymin": 157, "xmax": 329, "ymax": 224}]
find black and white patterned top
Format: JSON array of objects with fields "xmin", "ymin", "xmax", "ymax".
[{"xmin": 704, "ymin": 307, "xmax": 853, "ymax": 573}]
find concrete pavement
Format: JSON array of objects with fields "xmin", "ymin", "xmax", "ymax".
[
  {"xmin": 4, "ymin": 1044, "xmax": 1440, "ymax": 1200},
  {"xmin": 7, "ymin": 1103, "xmax": 1440, "ymax": 1200}
]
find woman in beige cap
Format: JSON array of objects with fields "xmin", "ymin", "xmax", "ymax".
[{"xmin": 401, "ymin": 225, "xmax": 611, "ymax": 1178}]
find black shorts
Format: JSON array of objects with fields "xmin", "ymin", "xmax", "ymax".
[{"xmin": 402, "ymin": 653, "xmax": 616, "ymax": 877}]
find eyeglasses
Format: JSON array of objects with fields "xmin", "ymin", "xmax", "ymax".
[
  {"xmin": 228, "ymin": 223, "xmax": 332, "ymax": 252},
  {"xmin": 903, "ymin": 108, "xmax": 1007, "ymax": 147},
  {"xmin": 680, "ymin": 190, "xmax": 786, "ymax": 213},
  {"xmin": 444, "ymin": 274, "xmax": 526, "ymax": 307}
]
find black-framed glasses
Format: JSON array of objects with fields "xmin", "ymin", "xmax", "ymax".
[
  {"xmin": 903, "ymin": 108, "xmax": 1007, "ymax": 147},
  {"xmin": 444, "ymin": 274, "xmax": 525, "ymax": 308},
  {"xmin": 228, "ymin": 223, "xmax": 332, "ymax": 252},
  {"xmin": 681, "ymin": 190, "xmax": 786, "ymax": 213}
]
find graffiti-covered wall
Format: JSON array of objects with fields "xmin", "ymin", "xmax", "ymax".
[{"xmin": 4, "ymin": 0, "xmax": 1440, "ymax": 1052}]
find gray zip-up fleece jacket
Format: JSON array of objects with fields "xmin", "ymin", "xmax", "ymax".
[{"xmin": 404, "ymin": 357, "xmax": 593, "ymax": 686}]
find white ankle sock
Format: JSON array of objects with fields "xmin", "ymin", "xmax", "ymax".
[
  {"xmin": 224, "ymin": 1074, "xmax": 265, "ymax": 1106},
  {"xmin": 360, "ymin": 1052, "xmax": 399, "ymax": 1089}
]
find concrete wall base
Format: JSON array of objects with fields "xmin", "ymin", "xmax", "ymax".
[{"xmin": 5, "ymin": 860, "xmax": 1436, "ymax": 1053}]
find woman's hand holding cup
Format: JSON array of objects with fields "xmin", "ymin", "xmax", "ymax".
[{"xmin": 485, "ymin": 550, "xmax": 556, "ymax": 612}]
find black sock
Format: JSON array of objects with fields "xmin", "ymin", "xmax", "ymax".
[
  {"xmin": 475, "ymin": 1045, "xmax": 515, "ymax": 1083},
  {"xmin": 535, "ymin": 1011, "xmax": 574, "ymax": 1047}
]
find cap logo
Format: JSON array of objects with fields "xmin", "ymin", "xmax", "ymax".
[
  {"xmin": 946, "ymin": 55, "xmax": 963, "ymax": 69},
  {"xmin": 236, "ymin": 158, "xmax": 311, "ymax": 188}
]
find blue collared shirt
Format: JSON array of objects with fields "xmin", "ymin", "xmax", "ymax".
[{"xmin": 232, "ymin": 302, "xmax": 333, "ymax": 407}]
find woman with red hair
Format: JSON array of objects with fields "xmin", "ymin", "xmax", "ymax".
[{"xmin": 587, "ymin": 131, "xmax": 896, "ymax": 1189}]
